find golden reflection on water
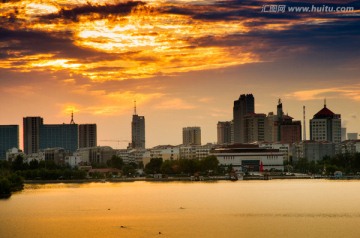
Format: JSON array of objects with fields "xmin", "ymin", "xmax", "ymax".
[{"xmin": 1, "ymin": 180, "xmax": 360, "ymax": 238}]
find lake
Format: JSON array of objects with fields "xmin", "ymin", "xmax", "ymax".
[{"xmin": 1, "ymin": 180, "xmax": 360, "ymax": 238}]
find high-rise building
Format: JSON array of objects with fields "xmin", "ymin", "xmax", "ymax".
[
  {"xmin": 40, "ymin": 124, "xmax": 78, "ymax": 152},
  {"xmin": 0, "ymin": 125, "xmax": 19, "ymax": 159},
  {"xmin": 244, "ymin": 113, "xmax": 266, "ymax": 143},
  {"xmin": 310, "ymin": 101, "xmax": 341, "ymax": 143},
  {"xmin": 264, "ymin": 100, "xmax": 301, "ymax": 144},
  {"xmin": 24, "ymin": 116, "xmax": 78, "ymax": 154},
  {"xmin": 131, "ymin": 101, "xmax": 145, "ymax": 149},
  {"xmin": 79, "ymin": 124, "xmax": 97, "ymax": 148},
  {"xmin": 341, "ymin": 127, "xmax": 347, "ymax": 141},
  {"xmin": 233, "ymin": 94, "xmax": 254, "ymax": 143},
  {"xmin": 217, "ymin": 121, "xmax": 232, "ymax": 145},
  {"xmin": 23, "ymin": 117, "xmax": 43, "ymax": 154},
  {"xmin": 182, "ymin": 127, "xmax": 201, "ymax": 145},
  {"xmin": 264, "ymin": 112, "xmax": 278, "ymax": 142}
]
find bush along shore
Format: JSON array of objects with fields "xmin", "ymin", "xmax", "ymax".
[{"xmin": 0, "ymin": 171, "xmax": 24, "ymax": 198}]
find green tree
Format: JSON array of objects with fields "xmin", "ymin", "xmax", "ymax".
[
  {"xmin": 12, "ymin": 155, "xmax": 26, "ymax": 171},
  {"xmin": 199, "ymin": 156, "xmax": 219, "ymax": 174},
  {"xmin": 107, "ymin": 155, "xmax": 124, "ymax": 169},
  {"xmin": 145, "ymin": 158, "xmax": 163, "ymax": 174},
  {"xmin": 0, "ymin": 178, "xmax": 11, "ymax": 196}
]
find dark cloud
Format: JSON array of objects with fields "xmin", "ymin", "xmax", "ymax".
[
  {"xmin": 0, "ymin": 27, "xmax": 119, "ymax": 61},
  {"xmin": 42, "ymin": 1, "xmax": 147, "ymax": 22}
]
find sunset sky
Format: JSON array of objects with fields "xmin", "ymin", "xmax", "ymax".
[{"xmin": 1, "ymin": 0, "xmax": 359, "ymax": 149}]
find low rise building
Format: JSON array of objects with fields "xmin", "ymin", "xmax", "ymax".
[
  {"xmin": 6, "ymin": 148, "xmax": 25, "ymax": 162},
  {"xmin": 257, "ymin": 142, "xmax": 290, "ymax": 162},
  {"xmin": 142, "ymin": 145, "xmax": 180, "ymax": 165},
  {"xmin": 180, "ymin": 143, "xmax": 216, "ymax": 160},
  {"xmin": 291, "ymin": 140, "xmax": 336, "ymax": 162},
  {"xmin": 211, "ymin": 144, "xmax": 284, "ymax": 172},
  {"xmin": 339, "ymin": 140, "xmax": 360, "ymax": 154},
  {"xmin": 76, "ymin": 146, "xmax": 116, "ymax": 165}
]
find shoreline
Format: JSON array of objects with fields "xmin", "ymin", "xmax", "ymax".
[
  {"xmin": 24, "ymin": 175, "xmax": 352, "ymax": 184},
  {"xmin": 23, "ymin": 175, "xmax": 360, "ymax": 184}
]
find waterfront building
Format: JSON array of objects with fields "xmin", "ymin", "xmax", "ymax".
[
  {"xmin": 142, "ymin": 145, "xmax": 180, "ymax": 165},
  {"xmin": 217, "ymin": 121, "xmax": 232, "ymax": 145},
  {"xmin": 75, "ymin": 146, "xmax": 116, "ymax": 165},
  {"xmin": 257, "ymin": 142, "xmax": 290, "ymax": 162},
  {"xmin": 291, "ymin": 140, "xmax": 336, "ymax": 162},
  {"xmin": 0, "ymin": 125, "xmax": 19, "ymax": 159},
  {"xmin": 179, "ymin": 143, "xmax": 215, "ymax": 160},
  {"xmin": 131, "ymin": 102, "xmax": 145, "ymax": 149},
  {"xmin": 211, "ymin": 144, "xmax": 284, "ymax": 172},
  {"xmin": 310, "ymin": 101, "xmax": 341, "ymax": 144},
  {"xmin": 182, "ymin": 127, "xmax": 201, "ymax": 145},
  {"xmin": 6, "ymin": 148, "xmax": 25, "ymax": 162},
  {"xmin": 79, "ymin": 124, "xmax": 97, "ymax": 148},
  {"xmin": 339, "ymin": 140, "xmax": 360, "ymax": 154},
  {"xmin": 233, "ymin": 94, "xmax": 254, "ymax": 143},
  {"xmin": 23, "ymin": 117, "xmax": 43, "ymax": 154}
]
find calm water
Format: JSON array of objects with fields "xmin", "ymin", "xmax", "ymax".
[{"xmin": 1, "ymin": 180, "xmax": 360, "ymax": 238}]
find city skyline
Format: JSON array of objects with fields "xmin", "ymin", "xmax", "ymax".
[{"xmin": 0, "ymin": 0, "xmax": 359, "ymax": 148}]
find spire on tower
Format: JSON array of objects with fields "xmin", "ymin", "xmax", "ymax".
[
  {"xmin": 324, "ymin": 98, "xmax": 327, "ymax": 108},
  {"xmin": 70, "ymin": 111, "xmax": 75, "ymax": 124},
  {"xmin": 134, "ymin": 100, "xmax": 137, "ymax": 115}
]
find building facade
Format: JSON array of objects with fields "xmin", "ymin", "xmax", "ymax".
[
  {"xmin": 244, "ymin": 113, "xmax": 266, "ymax": 143},
  {"xmin": 291, "ymin": 140, "xmax": 336, "ymax": 162},
  {"xmin": 212, "ymin": 144, "xmax": 284, "ymax": 172},
  {"xmin": 131, "ymin": 114, "xmax": 145, "ymax": 149},
  {"xmin": 182, "ymin": 127, "xmax": 201, "ymax": 145},
  {"xmin": 40, "ymin": 124, "xmax": 78, "ymax": 153},
  {"xmin": 79, "ymin": 124, "xmax": 97, "ymax": 148},
  {"xmin": 347, "ymin": 133, "xmax": 358, "ymax": 140},
  {"xmin": 23, "ymin": 117, "xmax": 43, "ymax": 154},
  {"xmin": 0, "ymin": 125, "xmax": 19, "ymax": 159},
  {"xmin": 217, "ymin": 121, "xmax": 232, "ymax": 145},
  {"xmin": 310, "ymin": 102, "xmax": 341, "ymax": 143},
  {"xmin": 233, "ymin": 94, "xmax": 254, "ymax": 143}
]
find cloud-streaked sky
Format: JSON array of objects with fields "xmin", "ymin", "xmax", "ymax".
[{"xmin": 1, "ymin": 0, "xmax": 360, "ymax": 148}]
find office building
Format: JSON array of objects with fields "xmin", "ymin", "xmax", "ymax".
[
  {"xmin": 244, "ymin": 113, "xmax": 266, "ymax": 143},
  {"xmin": 217, "ymin": 121, "xmax": 232, "ymax": 145},
  {"xmin": 233, "ymin": 94, "xmax": 254, "ymax": 143},
  {"xmin": 265, "ymin": 100, "xmax": 301, "ymax": 144},
  {"xmin": 347, "ymin": 133, "xmax": 358, "ymax": 140},
  {"xmin": 40, "ymin": 124, "xmax": 78, "ymax": 152},
  {"xmin": 23, "ymin": 117, "xmax": 43, "ymax": 154},
  {"xmin": 310, "ymin": 101, "xmax": 341, "ymax": 143},
  {"xmin": 182, "ymin": 127, "xmax": 201, "ymax": 145},
  {"xmin": 291, "ymin": 140, "xmax": 336, "ymax": 162},
  {"xmin": 24, "ymin": 116, "xmax": 78, "ymax": 154},
  {"xmin": 131, "ymin": 102, "xmax": 145, "ymax": 149},
  {"xmin": 0, "ymin": 125, "xmax": 19, "ymax": 159},
  {"xmin": 79, "ymin": 124, "xmax": 97, "ymax": 148}
]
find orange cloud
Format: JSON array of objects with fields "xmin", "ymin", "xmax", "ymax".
[{"xmin": 286, "ymin": 85, "xmax": 360, "ymax": 101}]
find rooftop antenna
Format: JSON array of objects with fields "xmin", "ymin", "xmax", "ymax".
[
  {"xmin": 324, "ymin": 98, "xmax": 327, "ymax": 108},
  {"xmin": 303, "ymin": 106, "xmax": 306, "ymax": 141},
  {"xmin": 134, "ymin": 100, "xmax": 137, "ymax": 115},
  {"xmin": 70, "ymin": 111, "xmax": 75, "ymax": 124}
]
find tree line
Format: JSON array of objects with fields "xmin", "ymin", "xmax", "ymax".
[{"xmin": 292, "ymin": 152, "xmax": 360, "ymax": 175}]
